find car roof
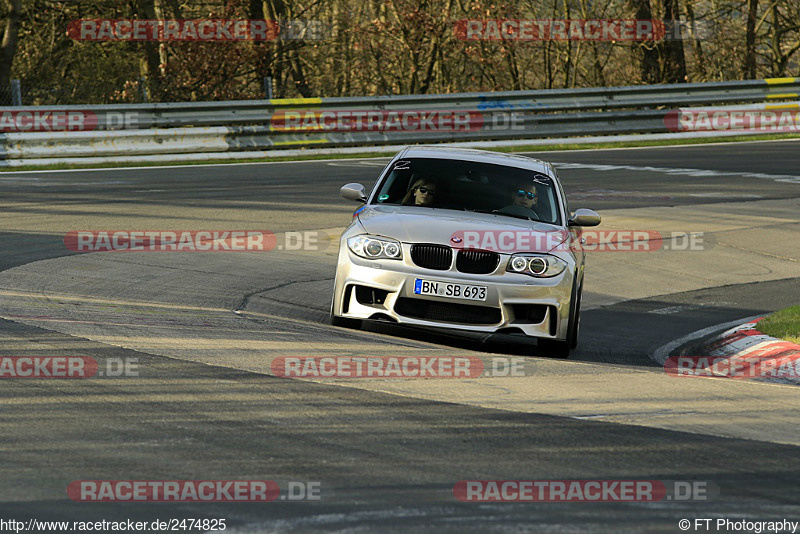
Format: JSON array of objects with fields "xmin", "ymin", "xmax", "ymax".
[{"xmin": 399, "ymin": 146, "xmax": 552, "ymax": 176}]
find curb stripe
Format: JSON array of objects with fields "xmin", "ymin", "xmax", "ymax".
[{"xmin": 699, "ymin": 318, "xmax": 800, "ymax": 383}]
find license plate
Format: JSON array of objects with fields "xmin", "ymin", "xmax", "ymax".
[{"xmin": 414, "ymin": 279, "xmax": 487, "ymax": 301}]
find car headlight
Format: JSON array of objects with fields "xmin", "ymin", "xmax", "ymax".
[
  {"xmin": 506, "ymin": 254, "xmax": 567, "ymax": 277},
  {"xmin": 347, "ymin": 235, "xmax": 403, "ymax": 260}
]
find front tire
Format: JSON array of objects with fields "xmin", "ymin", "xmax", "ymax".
[
  {"xmin": 569, "ymin": 279, "xmax": 583, "ymax": 349},
  {"xmin": 537, "ymin": 276, "xmax": 582, "ymax": 358}
]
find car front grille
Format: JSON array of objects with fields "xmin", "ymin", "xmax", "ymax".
[
  {"xmin": 394, "ymin": 297, "xmax": 501, "ymax": 325},
  {"xmin": 410, "ymin": 244, "xmax": 452, "ymax": 270},
  {"xmin": 456, "ymin": 249, "xmax": 500, "ymax": 274}
]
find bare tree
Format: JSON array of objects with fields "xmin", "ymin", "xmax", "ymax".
[
  {"xmin": 262, "ymin": 0, "xmax": 314, "ymax": 97},
  {"xmin": 659, "ymin": 0, "xmax": 687, "ymax": 82},
  {"xmin": 0, "ymin": 0, "xmax": 21, "ymax": 104},
  {"xmin": 744, "ymin": 0, "xmax": 759, "ymax": 78},
  {"xmin": 766, "ymin": 0, "xmax": 800, "ymax": 77},
  {"xmin": 134, "ymin": 0, "xmax": 163, "ymax": 84},
  {"xmin": 628, "ymin": 0, "xmax": 659, "ymax": 83},
  {"xmin": 8, "ymin": 0, "xmax": 800, "ymax": 103}
]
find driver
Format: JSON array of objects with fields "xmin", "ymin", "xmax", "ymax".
[{"xmin": 511, "ymin": 182, "xmax": 539, "ymax": 211}]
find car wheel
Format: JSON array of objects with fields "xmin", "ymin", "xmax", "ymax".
[
  {"xmin": 569, "ymin": 279, "xmax": 583, "ymax": 349},
  {"xmin": 537, "ymin": 275, "xmax": 581, "ymax": 358}
]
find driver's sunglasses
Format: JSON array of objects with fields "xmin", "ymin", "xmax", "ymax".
[
  {"xmin": 516, "ymin": 189, "xmax": 536, "ymax": 199},
  {"xmin": 417, "ymin": 187, "xmax": 436, "ymax": 195}
]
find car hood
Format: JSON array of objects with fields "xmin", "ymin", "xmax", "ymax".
[{"xmin": 357, "ymin": 205, "xmax": 568, "ymax": 252}]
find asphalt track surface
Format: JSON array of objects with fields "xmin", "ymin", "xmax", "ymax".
[{"xmin": 0, "ymin": 139, "xmax": 799, "ymax": 532}]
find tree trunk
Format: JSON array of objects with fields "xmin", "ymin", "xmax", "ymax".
[
  {"xmin": 250, "ymin": 0, "xmax": 274, "ymax": 97},
  {"xmin": 0, "ymin": 0, "xmax": 21, "ymax": 105},
  {"xmin": 135, "ymin": 0, "xmax": 163, "ymax": 99},
  {"xmin": 627, "ymin": 0, "xmax": 659, "ymax": 84},
  {"xmin": 683, "ymin": 0, "xmax": 707, "ymax": 81},
  {"xmin": 660, "ymin": 0, "xmax": 687, "ymax": 82},
  {"xmin": 770, "ymin": 2, "xmax": 781, "ymax": 76},
  {"xmin": 744, "ymin": 0, "xmax": 759, "ymax": 78}
]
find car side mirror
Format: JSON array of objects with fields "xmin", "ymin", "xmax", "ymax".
[
  {"xmin": 568, "ymin": 208, "xmax": 601, "ymax": 227},
  {"xmin": 340, "ymin": 183, "xmax": 367, "ymax": 203}
]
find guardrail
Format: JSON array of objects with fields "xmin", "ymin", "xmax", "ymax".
[{"xmin": 1, "ymin": 77, "xmax": 798, "ymax": 166}]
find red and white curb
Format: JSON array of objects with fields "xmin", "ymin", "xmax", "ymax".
[{"xmin": 663, "ymin": 318, "xmax": 800, "ymax": 384}]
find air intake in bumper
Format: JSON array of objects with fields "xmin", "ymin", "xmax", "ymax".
[{"xmin": 394, "ymin": 297, "xmax": 501, "ymax": 325}]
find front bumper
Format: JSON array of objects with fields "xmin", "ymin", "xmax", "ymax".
[{"xmin": 331, "ymin": 243, "xmax": 576, "ymax": 340}]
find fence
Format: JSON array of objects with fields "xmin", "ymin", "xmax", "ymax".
[
  {"xmin": 0, "ymin": 80, "xmax": 23, "ymax": 107},
  {"xmin": 0, "ymin": 77, "xmax": 798, "ymax": 167}
]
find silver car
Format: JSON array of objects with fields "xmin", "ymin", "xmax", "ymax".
[{"xmin": 330, "ymin": 146, "xmax": 600, "ymax": 357}]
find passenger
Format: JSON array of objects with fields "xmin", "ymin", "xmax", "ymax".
[{"xmin": 402, "ymin": 177, "xmax": 437, "ymax": 207}]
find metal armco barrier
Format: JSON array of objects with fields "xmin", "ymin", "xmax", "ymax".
[{"xmin": 0, "ymin": 77, "xmax": 798, "ymax": 166}]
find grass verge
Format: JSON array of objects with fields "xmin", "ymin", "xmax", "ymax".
[{"xmin": 758, "ymin": 305, "xmax": 800, "ymax": 344}]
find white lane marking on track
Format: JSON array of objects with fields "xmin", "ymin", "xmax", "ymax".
[
  {"xmin": 650, "ymin": 315, "xmax": 763, "ymax": 365},
  {"xmin": 2, "ymin": 316, "xmax": 288, "ymax": 332},
  {"xmin": 0, "ymin": 158, "xmax": 393, "ymax": 176},
  {"xmin": 520, "ymin": 136, "xmax": 800, "ymax": 154},
  {"xmin": 689, "ymin": 193, "xmax": 763, "ymax": 198},
  {"xmin": 0, "ymin": 179, "xmax": 132, "ymax": 186},
  {"xmin": 649, "ymin": 306, "xmax": 696, "ymax": 315},
  {"xmin": 2, "ymin": 137, "xmax": 798, "ymax": 176},
  {"xmin": 551, "ymin": 162, "xmax": 800, "ymax": 184},
  {"xmin": 327, "ymin": 161, "xmax": 388, "ymax": 167}
]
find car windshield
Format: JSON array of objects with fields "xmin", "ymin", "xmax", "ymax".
[{"xmin": 373, "ymin": 157, "xmax": 561, "ymax": 225}]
